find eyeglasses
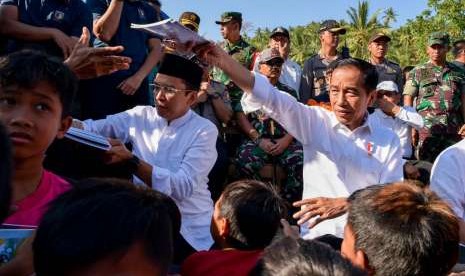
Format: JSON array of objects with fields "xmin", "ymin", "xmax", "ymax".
[{"xmin": 153, "ymin": 83, "xmax": 195, "ymax": 96}]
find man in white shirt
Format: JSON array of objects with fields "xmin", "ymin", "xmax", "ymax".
[
  {"xmin": 194, "ymin": 44, "xmax": 403, "ymax": 239},
  {"xmin": 253, "ymin": 27, "xmax": 302, "ymax": 93},
  {"xmin": 369, "ymin": 81, "xmax": 424, "ymax": 159},
  {"xmin": 75, "ymin": 53, "xmax": 218, "ymax": 261},
  {"xmin": 430, "ymin": 139, "xmax": 465, "ymax": 242}
]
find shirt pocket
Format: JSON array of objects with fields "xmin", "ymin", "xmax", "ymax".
[{"xmin": 419, "ymin": 77, "xmax": 438, "ymax": 98}]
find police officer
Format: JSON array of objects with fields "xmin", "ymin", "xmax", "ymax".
[
  {"xmin": 403, "ymin": 32, "xmax": 465, "ymax": 162},
  {"xmin": 299, "ymin": 19, "xmax": 348, "ymax": 104},
  {"xmin": 368, "ymin": 32, "xmax": 403, "ymax": 91}
]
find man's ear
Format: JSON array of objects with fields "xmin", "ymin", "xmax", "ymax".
[
  {"xmin": 367, "ymin": 90, "xmax": 377, "ymax": 106},
  {"xmin": 219, "ymin": 217, "xmax": 230, "ymax": 238},
  {"xmin": 354, "ymin": 249, "xmax": 372, "ymax": 274},
  {"xmin": 187, "ymin": 90, "xmax": 198, "ymax": 106},
  {"xmin": 56, "ymin": 115, "xmax": 72, "ymax": 139}
]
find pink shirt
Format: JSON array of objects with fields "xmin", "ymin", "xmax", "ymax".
[{"xmin": 4, "ymin": 170, "xmax": 71, "ymax": 227}]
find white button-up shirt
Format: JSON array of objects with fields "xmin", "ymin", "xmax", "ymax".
[
  {"xmin": 83, "ymin": 106, "xmax": 217, "ymax": 250},
  {"xmin": 254, "ymin": 57, "xmax": 302, "ymax": 95},
  {"xmin": 430, "ymin": 139, "xmax": 465, "ymax": 220},
  {"xmin": 242, "ymin": 73, "xmax": 404, "ymax": 238},
  {"xmin": 279, "ymin": 59, "xmax": 302, "ymax": 93},
  {"xmin": 369, "ymin": 107, "xmax": 424, "ymax": 158}
]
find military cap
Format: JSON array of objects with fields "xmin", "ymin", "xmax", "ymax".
[
  {"xmin": 319, "ymin": 20, "xmax": 346, "ymax": 34},
  {"xmin": 215, "ymin": 12, "xmax": 242, "ymax": 24},
  {"xmin": 428, "ymin": 32, "xmax": 450, "ymax": 46},
  {"xmin": 258, "ymin": 48, "xmax": 284, "ymax": 64},
  {"xmin": 179, "ymin": 11, "xmax": 200, "ymax": 33},
  {"xmin": 270, "ymin": 26, "xmax": 290, "ymax": 39},
  {"xmin": 369, "ymin": 32, "xmax": 391, "ymax": 43}
]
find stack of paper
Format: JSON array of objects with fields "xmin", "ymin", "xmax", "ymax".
[
  {"xmin": 131, "ymin": 18, "xmax": 209, "ymax": 47},
  {"xmin": 64, "ymin": 127, "xmax": 110, "ymax": 151}
]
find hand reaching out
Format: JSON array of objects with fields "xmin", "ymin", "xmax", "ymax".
[{"xmin": 64, "ymin": 27, "xmax": 132, "ymax": 79}]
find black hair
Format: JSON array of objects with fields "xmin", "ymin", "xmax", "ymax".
[
  {"xmin": 452, "ymin": 40, "xmax": 465, "ymax": 58},
  {"xmin": 219, "ymin": 180, "xmax": 286, "ymax": 249},
  {"xmin": 402, "ymin": 65, "xmax": 415, "ymax": 75},
  {"xmin": 327, "ymin": 58, "xmax": 378, "ymax": 93},
  {"xmin": 0, "ymin": 50, "xmax": 77, "ymax": 117},
  {"xmin": 252, "ymin": 237, "xmax": 366, "ymax": 276},
  {"xmin": 0, "ymin": 122, "xmax": 11, "ymax": 223},
  {"xmin": 147, "ymin": 0, "xmax": 161, "ymax": 7},
  {"xmin": 33, "ymin": 178, "xmax": 181, "ymax": 276},
  {"xmin": 347, "ymin": 183, "xmax": 459, "ymax": 276}
]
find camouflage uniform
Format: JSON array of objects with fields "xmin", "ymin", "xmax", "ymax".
[
  {"xmin": 211, "ymin": 38, "xmax": 255, "ymax": 112},
  {"xmin": 235, "ymin": 82, "xmax": 303, "ymax": 203},
  {"xmin": 403, "ymin": 62, "xmax": 465, "ymax": 162}
]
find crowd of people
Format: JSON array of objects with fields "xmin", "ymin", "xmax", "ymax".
[{"xmin": 0, "ymin": 0, "xmax": 465, "ymax": 275}]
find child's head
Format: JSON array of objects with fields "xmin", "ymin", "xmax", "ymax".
[
  {"xmin": 0, "ymin": 50, "xmax": 76, "ymax": 160},
  {"xmin": 33, "ymin": 178, "xmax": 181, "ymax": 276},
  {"xmin": 253, "ymin": 237, "xmax": 366, "ymax": 276},
  {"xmin": 211, "ymin": 180, "xmax": 287, "ymax": 250},
  {"xmin": 375, "ymin": 81, "xmax": 401, "ymax": 105}
]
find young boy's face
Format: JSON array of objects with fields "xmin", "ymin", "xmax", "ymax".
[{"xmin": 0, "ymin": 81, "xmax": 71, "ymax": 160}]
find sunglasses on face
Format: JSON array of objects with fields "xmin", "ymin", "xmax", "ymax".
[{"xmin": 263, "ymin": 60, "xmax": 284, "ymax": 68}]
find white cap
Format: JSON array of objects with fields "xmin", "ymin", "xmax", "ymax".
[{"xmin": 376, "ymin": 81, "xmax": 399, "ymax": 93}]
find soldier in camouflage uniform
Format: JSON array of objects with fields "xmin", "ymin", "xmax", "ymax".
[
  {"xmin": 368, "ymin": 33, "xmax": 403, "ymax": 91},
  {"xmin": 403, "ymin": 32, "xmax": 465, "ymax": 162},
  {"xmin": 236, "ymin": 48, "xmax": 303, "ymax": 203},
  {"xmin": 212, "ymin": 12, "xmax": 255, "ymax": 113}
]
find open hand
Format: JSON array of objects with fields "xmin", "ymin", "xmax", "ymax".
[
  {"xmin": 64, "ymin": 27, "xmax": 131, "ymax": 79},
  {"xmin": 292, "ymin": 197, "xmax": 348, "ymax": 228}
]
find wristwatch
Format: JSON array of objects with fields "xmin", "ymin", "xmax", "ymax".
[{"xmin": 127, "ymin": 154, "xmax": 141, "ymax": 173}]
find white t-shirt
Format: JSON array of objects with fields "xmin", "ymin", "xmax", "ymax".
[{"xmin": 242, "ymin": 73, "xmax": 404, "ymax": 238}]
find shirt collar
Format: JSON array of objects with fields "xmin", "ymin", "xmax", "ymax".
[
  {"xmin": 166, "ymin": 109, "xmax": 193, "ymax": 128},
  {"xmin": 330, "ymin": 112, "xmax": 372, "ymax": 134}
]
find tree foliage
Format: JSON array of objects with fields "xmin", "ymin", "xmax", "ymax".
[{"xmin": 246, "ymin": 0, "xmax": 465, "ymax": 68}]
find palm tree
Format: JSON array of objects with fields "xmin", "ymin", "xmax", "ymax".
[
  {"xmin": 383, "ymin": 7, "xmax": 397, "ymax": 28},
  {"xmin": 345, "ymin": 1, "xmax": 390, "ymax": 59}
]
